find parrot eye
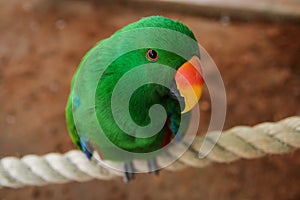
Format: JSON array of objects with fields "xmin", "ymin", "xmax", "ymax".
[{"xmin": 146, "ymin": 49, "xmax": 158, "ymax": 62}]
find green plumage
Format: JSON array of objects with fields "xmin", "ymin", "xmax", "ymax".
[{"xmin": 66, "ymin": 16, "xmax": 200, "ymax": 162}]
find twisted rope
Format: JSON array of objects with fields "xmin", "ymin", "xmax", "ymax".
[{"xmin": 1, "ymin": 116, "xmax": 299, "ymax": 188}]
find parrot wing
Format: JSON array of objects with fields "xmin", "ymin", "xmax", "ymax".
[{"xmin": 66, "ymin": 93, "xmax": 93, "ymax": 159}]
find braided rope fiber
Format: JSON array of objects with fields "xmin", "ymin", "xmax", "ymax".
[{"xmin": 0, "ymin": 116, "xmax": 299, "ymax": 188}]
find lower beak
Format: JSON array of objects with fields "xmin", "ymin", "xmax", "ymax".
[{"xmin": 174, "ymin": 56, "xmax": 204, "ymax": 114}]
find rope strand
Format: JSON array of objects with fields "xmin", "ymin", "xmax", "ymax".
[{"xmin": 0, "ymin": 116, "xmax": 299, "ymax": 188}]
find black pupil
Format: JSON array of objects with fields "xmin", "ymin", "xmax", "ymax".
[{"xmin": 149, "ymin": 49, "xmax": 157, "ymax": 59}]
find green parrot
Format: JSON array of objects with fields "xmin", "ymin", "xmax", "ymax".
[{"xmin": 66, "ymin": 16, "xmax": 203, "ymax": 181}]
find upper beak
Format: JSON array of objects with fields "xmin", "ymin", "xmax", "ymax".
[{"xmin": 174, "ymin": 56, "xmax": 204, "ymax": 114}]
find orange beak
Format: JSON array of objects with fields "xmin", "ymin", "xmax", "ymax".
[{"xmin": 174, "ymin": 56, "xmax": 204, "ymax": 113}]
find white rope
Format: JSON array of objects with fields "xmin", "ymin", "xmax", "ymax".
[{"xmin": 0, "ymin": 116, "xmax": 299, "ymax": 188}]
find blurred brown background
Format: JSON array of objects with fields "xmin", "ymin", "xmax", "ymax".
[{"xmin": 0, "ymin": 0, "xmax": 300, "ymax": 199}]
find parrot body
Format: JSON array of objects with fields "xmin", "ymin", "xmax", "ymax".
[{"xmin": 66, "ymin": 16, "xmax": 203, "ymax": 181}]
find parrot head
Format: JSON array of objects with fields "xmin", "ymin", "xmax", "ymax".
[{"xmin": 101, "ymin": 16, "xmax": 204, "ymax": 115}]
